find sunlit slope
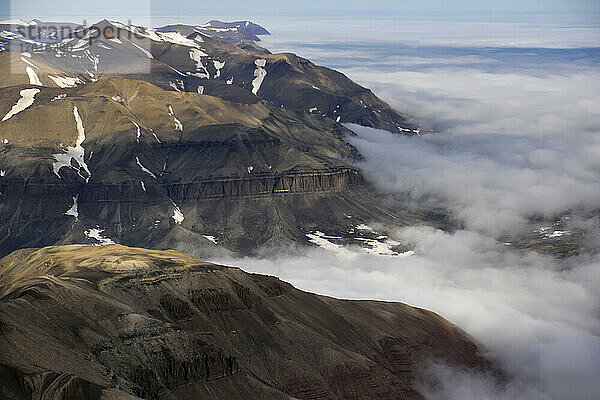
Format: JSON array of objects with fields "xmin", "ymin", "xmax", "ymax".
[{"xmin": 0, "ymin": 244, "xmax": 492, "ymax": 400}]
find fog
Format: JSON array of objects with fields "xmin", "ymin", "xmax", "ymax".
[
  {"xmin": 346, "ymin": 123, "xmax": 600, "ymax": 236},
  {"xmin": 212, "ymin": 15, "xmax": 600, "ymax": 400},
  {"xmin": 219, "ymin": 226, "xmax": 600, "ymax": 399}
]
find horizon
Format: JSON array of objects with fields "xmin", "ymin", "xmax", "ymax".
[{"xmin": 2, "ymin": 0, "xmax": 600, "ymax": 24}]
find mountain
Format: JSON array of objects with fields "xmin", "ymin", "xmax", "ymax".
[
  {"xmin": 0, "ymin": 19, "xmax": 421, "ymax": 257},
  {"xmin": 0, "ymin": 19, "xmax": 415, "ymax": 133},
  {"xmin": 156, "ymin": 20, "xmax": 271, "ymax": 43},
  {"xmin": 0, "ymin": 244, "xmax": 493, "ymax": 399}
]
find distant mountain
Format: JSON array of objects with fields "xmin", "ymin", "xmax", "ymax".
[
  {"xmin": 0, "ymin": 19, "xmax": 420, "ymax": 256},
  {"xmin": 0, "ymin": 244, "xmax": 493, "ymax": 399},
  {"xmin": 157, "ymin": 20, "xmax": 270, "ymax": 42}
]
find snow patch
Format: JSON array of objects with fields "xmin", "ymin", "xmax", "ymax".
[
  {"xmin": 167, "ymin": 105, "xmax": 183, "ymax": 131},
  {"xmin": 353, "ymin": 237, "xmax": 412, "ymax": 257},
  {"xmin": 546, "ymin": 230, "xmax": 570, "ymax": 238},
  {"xmin": 136, "ymin": 156, "xmax": 156, "ymax": 178},
  {"xmin": 85, "ymin": 227, "xmax": 115, "ymax": 246},
  {"xmin": 213, "ymin": 60, "xmax": 225, "ymax": 78},
  {"xmin": 356, "ymin": 224, "xmax": 375, "ymax": 232},
  {"xmin": 51, "ymin": 94, "xmax": 67, "ymax": 102},
  {"xmin": 52, "ymin": 106, "xmax": 92, "ymax": 183},
  {"xmin": 203, "ymin": 235, "xmax": 218, "ymax": 245},
  {"xmin": 189, "ymin": 49, "xmax": 210, "ymax": 78},
  {"xmin": 2, "ymin": 88, "xmax": 39, "ymax": 121},
  {"xmin": 251, "ymin": 59, "xmax": 267, "ymax": 95},
  {"xmin": 307, "ymin": 230, "xmax": 413, "ymax": 258},
  {"xmin": 158, "ymin": 31, "xmax": 200, "ymax": 47},
  {"xmin": 171, "ymin": 201, "xmax": 184, "ymax": 225},
  {"xmin": 64, "ymin": 195, "xmax": 79, "ymax": 219},
  {"xmin": 25, "ymin": 66, "xmax": 42, "ymax": 86},
  {"xmin": 0, "ymin": 19, "xmax": 35, "ymax": 26},
  {"xmin": 306, "ymin": 231, "xmax": 344, "ymax": 253},
  {"xmin": 48, "ymin": 75, "xmax": 81, "ymax": 88}
]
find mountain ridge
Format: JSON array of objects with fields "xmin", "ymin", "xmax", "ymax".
[
  {"xmin": 0, "ymin": 19, "xmax": 423, "ymax": 257},
  {"xmin": 0, "ymin": 244, "xmax": 494, "ymax": 400}
]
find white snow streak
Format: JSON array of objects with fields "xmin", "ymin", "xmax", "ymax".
[
  {"xmin": 136, "ymin": 156, "xmax": 156, "ymax": 178},
  {"xmin": 251, "ymin": 59, "xmax": 267, "ymax": 95},
  {"xmin": 167, "ymin": 105, "xmax": 183, "ymax": 131},
  {"xmin": 203, "ymin": 235, "xmax": 218, "ymax": 245},
  {"xmin": 126, "ymin": 39, "xmax": 153, "ymax": 58},
  {"xmin": 52, "ymin": 106, "xmax": 92, "ymax": 182},
  {"xmin": 132, "ymin": 120, "xmax": 141, "ymax": 142},
  {"xmin": 64, "ymin": 195, "xmax": 79, "ymax": 219},
  {"xmin": 2, "ymin": 88, "xmax": 39, "ymax": 121},
  {"xmin": 48, "ymin": 75, "xmax": 81, "ymax": 88},
  {"xmin": 85, "ymin": 228, "xmax": 115, "ymax": 245},
  {"xmin": 213, "ymin": 60, "xmax": 225, "ymax": 78},
  {"xmin": 25, "ymin": 66, "xmax": 42, "ymax": 86}
]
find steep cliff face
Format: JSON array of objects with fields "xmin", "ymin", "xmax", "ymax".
[
  {"xmin": 165, "ymin": 167, "xmax": 364, "ymax": 200},
  {"xmin": 0, "ymin": 76, "xmax": 382, "ymax": 256},
  {"xmin": 0, "ymin": 245, "xmax": 493, "ymax": 400}
]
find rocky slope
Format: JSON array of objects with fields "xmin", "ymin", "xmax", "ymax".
[
  {"xmin": 0, "ymin": 244, "xmax": 492, "ymax": 400},
  {"xmin": 0, "ymin": 19, "xmax": 421, "ymax": 257},
  {"xmin": 0, "ymin": 74, "xmax": 398, "ymax": 255},
  {"xmin": 0, "ymin": 19, "xmax": 417, "ymax": 133}
]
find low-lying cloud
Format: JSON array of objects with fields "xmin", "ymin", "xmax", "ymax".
[
  {"xmin": 218, "ymin": 225, "xmax": 600, "ymax": 400},
  {"xmin": 346, "ymin": 124, "xmax": 600, "ymax": 235},
  {"xmin": 218, "ymin": 16, "xmax": 600, "ymax": 400}
]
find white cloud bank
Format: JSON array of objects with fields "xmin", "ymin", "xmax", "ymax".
[
  {"xmin": 345, "ymin": 123, "xmax": 600, "ymax": 236},
  {"xmin": 216, "ymin": 15, "xmax": 600, "ymax": 400},
  {"xmin": 221, "ymin": 226, "xmax": 600, "ymax": 400}
]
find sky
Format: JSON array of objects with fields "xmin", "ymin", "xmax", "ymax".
[{"xmin": 2, "ymin": 0, "xmax": 600, "ymax": 22}]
